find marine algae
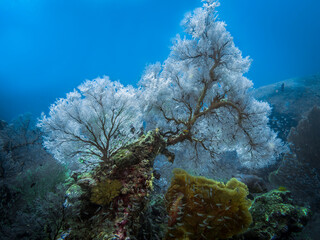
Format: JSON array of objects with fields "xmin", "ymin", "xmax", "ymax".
[{"xmin": 165, "ymin": 168, "xmax": 252, "ymax": 240}]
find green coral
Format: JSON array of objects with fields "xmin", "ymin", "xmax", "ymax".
[
  {"xmin": 278, "ymin": 186, "xmax": 288, "ymax": 192},
  {"xmin": 66, "ymin": 184, "xmax": 83, "ymax": 198},
  {"xmin": 165, "ymin": 168, "xmax": 252, "ymax": 240},
  {"xmin": 239, "ymin": 190, "xmax": 311, "ymax": 240},
  {"xmin": 78, "ymin": 172, "xmax": 93, "ymax": 180},
  {"xmin": 90, "ymin": 179, "xmax": 122, "ymax": 205}
]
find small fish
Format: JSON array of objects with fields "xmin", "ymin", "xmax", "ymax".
[
  {"xmin": 197, "ymin": 213, "xmax": 205, "ymax": 217},
  {"xmin": 168, "ymin": 192, "xmax": 184, "ymax": 226},
  {"xmin": 94, "ymin": 207, "xmax": 101, "ymax": 214},
  {"xmin": 88, "ymin": 215, "xmax": 97, "ymax": 221},
  {"xmin": 30, "ymin": 183, "xmax": 36, "ymax": 188},
  {"xmin": 201, "ymin": 233, "xmax": 208, "ymax": 239}
]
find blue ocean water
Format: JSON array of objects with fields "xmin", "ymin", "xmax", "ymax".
[{"xmin": 0, "ymin": 0, "xmax": 319, "ymax": 121}]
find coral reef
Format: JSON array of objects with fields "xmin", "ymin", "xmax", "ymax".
[
  {"xmin": 164, "ymin": 168, "xmax": 252, "ymax": 240},
  {"xmin": 136, "ymin": 194, "xmax": 168, "ymax": 240},
  {"xmin": 269, "ymin": 106, "xmax": 320, "ymax": 210},
  {"xmin": 65, "ymin": 130, "xmax": 169, "ymax": 240},
  {"xmin": 234, "ymin": 173, "xmax": 268, "ymax": 194},
  {"xmin": 253, "ymin": 74, "xmax": 320, "ymax": 141},
  {"xmin": 235, "ymin": 190, "xmax": 311, "ymax": 240},
  {"xmin": 90, "ymin": 179, "xmax": 122, "ymax": 206},
  {"xmin": 0, "ymin": 114, "xmax": 74, "ymax": 240},
  {"xmin": 287, "ymin": 105, "xmax": 320, "ymax": 169}
]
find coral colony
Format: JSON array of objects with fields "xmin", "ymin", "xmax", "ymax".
[{"xmin": 1, "ymin": 1, "xmax": 318, "ymax": 240}]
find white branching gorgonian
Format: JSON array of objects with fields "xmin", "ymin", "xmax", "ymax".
[
  {"xmin": 140, "ymin": 0, "xmax": 286, "ymax": 167},
  {"xmin": 38, "ymin": 77, "xmax": 142, "ymax": 164},
  {"xmin": 39, "ymin": 0, "xmax": 285, "ymax": 169}
]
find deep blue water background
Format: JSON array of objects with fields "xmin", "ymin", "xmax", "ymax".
[{"xmin": 0, "ymin": 0, "xmax": 319, "ymax": 121}]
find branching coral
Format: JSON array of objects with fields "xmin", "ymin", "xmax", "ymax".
[{"xmin": 165, "ymin": 168, "xmax": 252, "ymax": 240}]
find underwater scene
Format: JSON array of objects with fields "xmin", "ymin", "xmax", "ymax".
[{"xmin": 1, "ymin": 0, "xmax": 320, "ymax": 239}]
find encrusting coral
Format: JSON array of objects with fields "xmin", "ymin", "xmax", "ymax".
[
  {"xmin": 90, "ymin": 179, "xmax": 122, "ymax": 206},
  {"xmin": 64, "ymin": 130, "xmax": 168, "ymax": 240},
  {"xmin": 165, "ymin": 168, "xmax": 252, "ymax": 240},
  {"xmin": 237, "ymin": 190, "xmax": 311, "ymax": 240}
]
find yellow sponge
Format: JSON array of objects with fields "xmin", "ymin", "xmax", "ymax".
[{"xmin": 165, "ymin": 168, "xmax": 252, "ymax": 240}]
